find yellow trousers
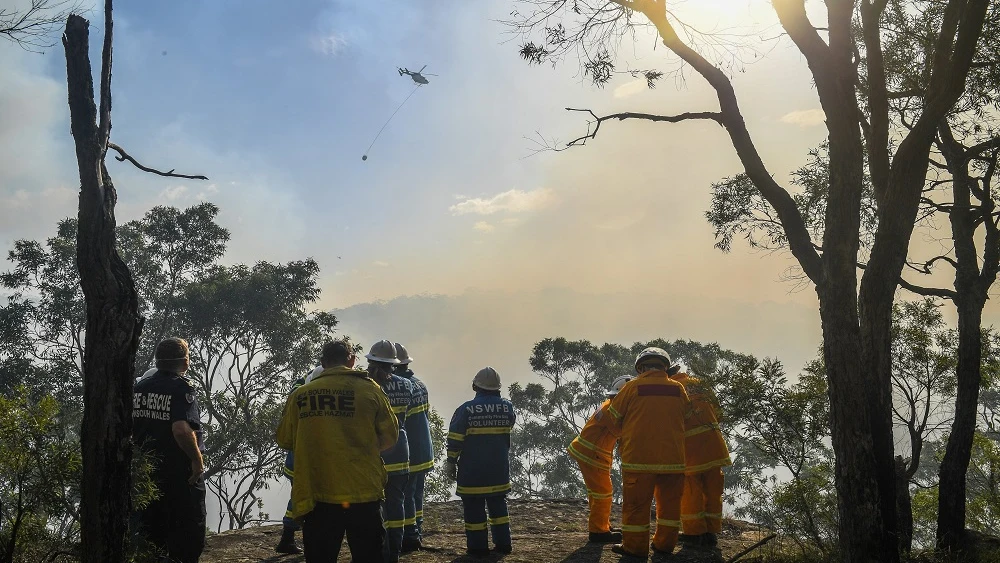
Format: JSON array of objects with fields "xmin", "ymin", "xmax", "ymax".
[
  {"xmin": 575, "ymin": 460, "xmax": 613, "ymax": 533},
  {"xmin": 680, "ymin": 467, "xmax": 724, "ymax": 535},
  {"xmin": 620, "ymin": 472, "xmax": 684, "ymax": 556}
]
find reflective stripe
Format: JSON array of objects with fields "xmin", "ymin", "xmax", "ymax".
[
  {"xmin": 410, "ymin": 460, "xmax": 434, "ymax": 472},
  {"xmin": 684, "ymin": 422, "xmax": 721, "ymax": 437},
  {"xmin": 656, "ymin": 519, "xmax": 681, "ymax": 528},
  {"xmin": 457, "ymin": 483, "xmax": 511, "ymax": 495},
  {"xmin": 407, "ymin": 403, "xmax": 429, "ymax": 415},
  {"xmin": 447, "ymin": 451, "xmax": 459, "ymax": 459},
  {"xmin": 285, "ymin": 509, "xmax": 294, "ymax": 518},
  {"xmin": 466, "ymin": 426, "xmax": 512, "ymax": 435},
  {"xmin": 704, "ymin": 512, "xmax": 722, "ymax": 519},
  {"xmin": 576, "ymin": 436, "xmax": 612, "ymax": 456},
  {"xmin": 621, "ymin": 462, "xmax": 686, "ymax": 472},
  {"xmin": 392, "ymin": 405, "xmax": 408, "ymax": 414},
  {"xmin": 404, "ymin": 517, "xmax": 417, "ymax": 526},
  {"xmin": 448, "ymin": 432, "xmax": 465, "ymax": 441},
  {"xmin": 685, "ymin": 458, "xmax": 732, "ymax": 473},
  {"xmin": 384, "ymin": 462, "xmax": 409, "ymax": 472},
  {"xmin": 587, "ymin": 490, "xmax": 613, "ymax": 500},
  {"xmin": 567, "ymin": 443, "xmax": 611, "ymax": 471},
  {"xmin": 465, "ymin": 521, "xmax": 488, "ymax": 531},
  {"xmin": 282, "ymin": 466, "xmax": 294, "ymax": 478},
  {"xmin": 489, "ymin": 516, "xmax": 511, "ymax": 525},
  {"xmin": 608, "ymin": 406, "xmax": 622, "ymax": 420},
  {"xmin": 681, "ymin": 512, "xmax": 706, "ymax": 520},
  {"xmin": 386, "ymin": 519, "xmax": 407, "ymax": 529},
  {"xmin": 621, "ymin": 524, "xmax": 650, "ymax": 532},
  {"xmin": 415, "ymin": 510, "xmax": 424, "ymax": 518}
]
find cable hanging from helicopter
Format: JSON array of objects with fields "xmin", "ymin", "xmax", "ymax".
[{"xmin": 362, "ymin": 65, "xmax": 437, "ymax": 161}]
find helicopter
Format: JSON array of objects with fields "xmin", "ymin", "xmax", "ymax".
[{"xmin": 397, "ymin": 64, "xmax": 437, "ymax": 85}]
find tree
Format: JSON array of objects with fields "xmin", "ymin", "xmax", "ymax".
[
  {"xmin": 0, "ymin": 388, "xmax": 81, "ymax": 563},
  {"xmin": 509, "ymin": 1, "xmax": 990, "ymax": 559}
]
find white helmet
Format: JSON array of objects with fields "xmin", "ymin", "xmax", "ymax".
[
  {"xmin": 365, "ymin": 339, "xmax": 400, "ymax": 364},
  {"xmin": 137, "ymin": 368, "xmax": 157, "ymax": 381},
  {"xmin": 304, "ymin": 365, "xmax": 324, "ymax": 383},
  {"xmin": 606, "ymin": 375, "xmax": 633, "ymax": 397},
  {"xmin": 635, "ymin": 347, "xmax": 673, "ymax": 372},
  {"xmin": 394, "ymin": 342, "xmax": 413, "ymax": 364},
  {"xmin": 472, "ymin": 367, "xmax": 502, "ymax": 391}
]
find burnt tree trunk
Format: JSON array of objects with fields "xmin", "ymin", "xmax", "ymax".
[{"xmin": 64, "ymin": 7, "xmax": 144, "ymax": 563}]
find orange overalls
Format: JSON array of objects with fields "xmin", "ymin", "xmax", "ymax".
[
  {"xmin": 567, "ymin": 400, "xmax": 618, "ymax": 533},
  {"xmin": 672, "ymin": 373, "xmax": 731, "ymax": 536},
  {"xmin": 608, "ymin": 370, "xmax": 690, "ymax": 556}
]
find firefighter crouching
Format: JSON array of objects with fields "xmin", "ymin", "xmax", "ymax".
[
  {"xmin": 671, "ymin": 369, "xmax": 732, "ymax": 547},
  {"xmin": 276, "ymin": 340, "xmax": 399, "ymax": 563},
  {"xmin": 446, "ymin": 367, "xmax": 517, "ymax": 557},
  {"xmin": 567, "ymin": 375, "xmax": 633, "ymax": 543},
  {"xmin": 608, "ymin": 347, "xmax": 691, "ymax": 558}
]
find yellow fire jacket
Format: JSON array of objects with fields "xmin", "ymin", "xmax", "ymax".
[
  {"xmin": 567, "ymin": 399, "xmax": 619, "ymax": 472},
  {"xmin": 276, "ymin": 366, "xmax": 399, "ymax": 519},
  {"xmin": 608, "ymin": 369, "xmax": 690, "ymax": 474},
  {"xmin": 672, "ymin": 372, "xmax": 732, "ymax": 474}
]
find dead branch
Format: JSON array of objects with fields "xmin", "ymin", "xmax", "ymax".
[
  {"xmin": 0, "ymin": 0, "xmax": 81, "ymax": 52},
  {"xmin": 726, "ymin": 533, "xmax": 778, "ymax": 563},
  {"xmin": 107, "ymin": 142, "xmax": 208, "ymax": 180},
  {"xmin": 560, "ymin": 107, "xmax": 723, "ymax": 149}
]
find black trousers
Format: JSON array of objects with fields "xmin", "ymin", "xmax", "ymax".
[
  {"xmin": 302, "ymin": 501, "xmax": 385, "ymax": 563},
  {"xmin": 135, "ymin": 477, "xmax": 207, "ymax": 563}
]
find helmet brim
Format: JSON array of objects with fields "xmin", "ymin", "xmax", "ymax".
[{"xmin": 365, "ymin": 354, "xmax": 401, "ymax": 364}]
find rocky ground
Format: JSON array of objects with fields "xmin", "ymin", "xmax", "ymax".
[{"xmin": 201, "ymin": 498, "xmax": 776, "ymax": 563}]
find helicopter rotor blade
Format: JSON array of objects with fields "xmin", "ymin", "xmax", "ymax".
[
  {"xmin": 423, "ymin": 73, "xmax": 438, "ymax": 76},
  {"xmin": 418, "ymin": 64, "xmax": 427, "ymax": 73}
]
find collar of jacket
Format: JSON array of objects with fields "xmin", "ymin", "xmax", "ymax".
[
  {"xmin": 395, "ymin": 368, "xmax": 415, "ymax": 378},
  {"xmin": 637, "ymin": 369, "xmax": 670, "ymax": 379}
]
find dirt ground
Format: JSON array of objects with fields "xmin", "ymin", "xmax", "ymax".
[{"xmin": 201, "ymin": 499, "xmax": 774, "ymax": 563}]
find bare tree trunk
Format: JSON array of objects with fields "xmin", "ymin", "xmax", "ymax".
[
  {"xmin": 895, "ymin": 456, "xmax": 913, "ymax": 554},
  {"xmin": 64, "ymin": 7, "xmax": 144, "ymax": 562}
]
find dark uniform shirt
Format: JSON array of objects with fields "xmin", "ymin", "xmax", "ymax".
[
  {"xmin": 379, "ymin": 374, "xmax": 415, "ymax": 475},
  {"xmin": 133, "ymin": 370, "xmax": 205, "ymax": 479},
  {"xmin": 447, "ymin": 392, "xmax": 516, "ymax": 496},
  {"xmin": 399, "ymin": 369, "xmax": 434, "ymax": 473}
]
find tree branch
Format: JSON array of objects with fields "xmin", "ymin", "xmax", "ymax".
[
  {"xmin": 559, "ymin": 107, "xmax": 723, "ymax": 148},
  {"xmin": 107, "ymin": 143, "xmax": 209, "ymax": 180},
  {"xmin": 856, "ymin": 260, "xmax": 958, "ymax": 299}
]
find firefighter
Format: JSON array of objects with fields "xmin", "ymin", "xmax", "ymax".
[
  {"xmin": 132, "ymin": 337, "xmax": 206, "ymax": 563},
  {"xmin": 367, "ymin": 340, "xmax": 414, "ymax": 563},
  {"xmin": 276, "ymin": 340, "xmax": 399, "ymax": 563},
  {"xmin": 608, "ymin": 347, "xmax": 690, "ymax": 559},
  {"xmin": 670, "ymin": 368, "xmax": 732, "ymax": 547},
  {"xmin": 445, "ymin": 367, "xmax": 516, "ymax": 557},
  {"xmin": 393, "ymin": 343, "xmax": 435, "ymax": 553},
  {"xmin": 567, "ymin": 375, "xmax": 632, "ymax": 543}
]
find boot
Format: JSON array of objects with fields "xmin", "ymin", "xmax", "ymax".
[
  {"xmin": 678, "ymin": 533, "xmax": 702, "ymax": 545},
  {"xmin": 610, "ymin": 544, "xmax": 647, "ymax": 559},
  {"xmin": 702, "ymin": 532, "xmax": 718, "ymax": 547},
  {"xmin": 493, "ymin": 544, "xmax": 513, "ymax": 554},
  {"xmin": 401, "ymin": 538, "xmax": 422, "ymax": 553},
  {"xmin": 275, "ymin": 526, "xmax": 302, "ymax": 554},
  {"xmin": 650, "ymin": 542, "xmax": 675, "ymax": 556},
  {"xmin": 466, "ymin": 547, "xmax": 491, "ymax": 558},
  {"xmin": 588, "ymin": 531, "xmax": 623, "ymax": 543}
]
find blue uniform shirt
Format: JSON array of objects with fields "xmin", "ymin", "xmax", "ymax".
[
  {"xmin": 399, "ymin": 369, "xmax": 434, "ymax": 472},
  {"xmin": 380, "ymin": 374, "xmax": 415, "ymax": 474},
  {"xmin": 133, "ymin": 370, "xmax": 205, "ymax": 481},
  {"xmin": 447, "ymin": 391, "xmax": 516, "ymax": 496}
]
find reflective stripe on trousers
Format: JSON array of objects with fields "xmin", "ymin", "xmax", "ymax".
[
  {"xmin": 404, "ymin": 470, "xmax": 428, "ymax": 541},
  {"xmin": 382, "ymin": 473, "xmax": 408, "ymax": 561},
  {"xmin": 461, "ymin": 495, "xmax": 511, "ymax": 551},
  {"xmin": 680, "ymin": 467, "xmax": 725, "ymax": 535},
  {"xmin": 575, "ymin": 458, "xmax": 613, "ymax": 533},
  {"xmin": 620, "ymin": 472, "xmax": 684, "ymax": 556}
]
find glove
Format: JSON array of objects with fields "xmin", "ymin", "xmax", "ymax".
[{"xmin": 444, "ymin": 459, "xmax": 458, "ymax": 482}]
